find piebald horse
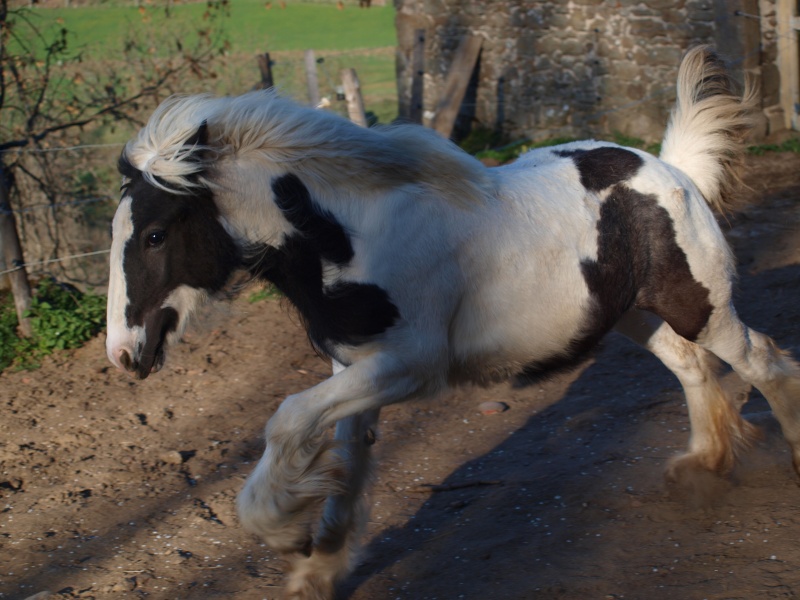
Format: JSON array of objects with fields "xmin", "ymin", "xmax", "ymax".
[{"xmin": 106, "ymin": 47, "xmax": 800, "ymax": 599}]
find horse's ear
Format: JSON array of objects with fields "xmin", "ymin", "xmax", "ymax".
[
  {"xmin": 183, "ymin": 121, "xmax": 211, "ymax": 179},
  {"xmin": 185, "ymin": 120, "xmax": 209, "ymax": 149}
]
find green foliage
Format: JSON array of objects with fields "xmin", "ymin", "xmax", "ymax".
[
  {"xmin": 474, "ymin": 141, "xmax": 529, "ymax": 164},
  {"xmin": 72, "ymin": 170, "xmax": 102, "ymax": 197},
  {"xmin": 70, "ymin": 166, "xmax": 118, "ymax": 226},
  {"xmin": 473, "ymin": 129, "xmax": 800, "ymax": 167},
  {"xmin": 475, "ymin": 137, "xmax": 578, "ymax": 164},
  {"xmin": 474, "ymin": 132, "xmax": 665, "ymax": 165},
  {"xmin": 747, "ymin": 137, "xmax": 800, "ymax": 156},
  {"xmin": 459, "ymin": 126, "xmax": 506, "ymax": 156},
  {"xmin": 0, "ymin": 296, "xmax": 21, "ymax": 372},
  {"xmin": 610, "ymin": 131, "xmax": 661, "ymax": 156},
  {"xmin": 247, "ymin": 284, "xmax": 281, "ymax": 304},
  {"xmin": 0, "ymin": 280, "xmax": 107, "ymax": 372}
]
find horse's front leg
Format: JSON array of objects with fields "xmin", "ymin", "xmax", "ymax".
[
  {"xmin": 285, "ymin": 407, "xmax": 381, "ymax": 599},
  {"xmin": 236, "ymin": 353, "xmax": 426, "ymax": 556}
]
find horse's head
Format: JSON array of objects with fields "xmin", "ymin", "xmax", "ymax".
[{"xmin": 106, "ymin": 125, "xmax": 240, "ymax": 379}]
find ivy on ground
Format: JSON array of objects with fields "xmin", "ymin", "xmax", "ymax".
[{"xmin": 0, "ymin": 279, "xmax": 106, "ymax": 372}]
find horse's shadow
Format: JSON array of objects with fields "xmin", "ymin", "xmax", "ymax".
[{"xmin": 341, "ymin": 263, "xmax": 800, "ymax": 600}]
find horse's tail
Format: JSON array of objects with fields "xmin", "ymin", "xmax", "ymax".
[{"xmin": 659, "ymin": 45, "xmax": 758, "ymax": 213}]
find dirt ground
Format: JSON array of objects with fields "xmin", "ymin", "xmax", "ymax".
[{"xmin": 1, "ymin": 153, "xmax": 799, "ymax": 600}]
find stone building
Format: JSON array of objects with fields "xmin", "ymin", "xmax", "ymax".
[{"xmin": 395, "ymin": 0, "xmax": 797, "ymax": 143}]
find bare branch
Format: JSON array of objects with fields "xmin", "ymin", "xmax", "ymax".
[
  {"xmin": 0, "ymin": 1, "xmax": 225, "ymax": 154},
  {"xmin": 0, "ymin": 0, "xmax": 228, "ymax": 286}
]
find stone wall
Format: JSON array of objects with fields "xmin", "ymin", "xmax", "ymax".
[{"xmin": 396, "ymin": 0, "xmax": 775, "ymax": 143}]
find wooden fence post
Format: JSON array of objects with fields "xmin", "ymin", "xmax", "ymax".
[
  {"xmin": 409, "ymin": 28, "xmax": 425, "ymax": 124},
  {"xmin": 0, "ymin": 254, "xmax": 8, "ymax": 292},
  {"xmin": 431, "ymin": 35, "xmax": 483, "ymax": 138},
  {"xmin": 304, "ymin": 49, "xmax": 321, "ymax": 107},
  {"xmin": 0, "ymin": 165, "xmax": 33, "ymax": 337},
  {"xmin": 776, "ymin": 0, "xmax": 799, "ymax": 129},
  {"xmin": 256, "ymin": 53, "xmax": 274, "ymax": 90},
  {"xmin": 341, "ymin": 68, "xmax": 368, "ymax": 127}
]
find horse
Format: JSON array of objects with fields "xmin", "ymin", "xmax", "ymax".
[{"xmin": 105, "ymin": 46, "xmax": 800, "ymax": 599}]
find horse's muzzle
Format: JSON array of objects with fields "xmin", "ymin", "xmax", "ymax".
[{"xmin": 110, "ymin": 345, "xmax": 165, "ymax": 379}]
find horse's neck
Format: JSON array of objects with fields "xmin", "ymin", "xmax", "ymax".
[
  {"xmin": 214, "ymin": 161, "xmax": 293, "ymax": 247},
  {"xmin": 215, "ymin": 161, "xmax": 362, "ymax": 252}
]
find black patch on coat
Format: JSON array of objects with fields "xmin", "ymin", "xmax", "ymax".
[
  {"xmin": 118, "ymin": 155, "xmax": 240, "ymax": 329},
  {"xmin": 515, "ymin": 335, "xmax": 604, "ymax": 386},
  {"xmin": 245, "ymin": 241, "xmax": 399, "ymax": 353},
  {"xmin": 242, "ymin": 175, "xmax": 400, "ymax": 353},
  {"xmin": 555, "ymin": 147, "xmax": 644, "ymax": 191},
  {"xmin": 271, "ymin": 173, "xmax": 354, "ymax": 265},
  {"xmin": 582, "ymin": 184, "xmax": 713, "ymax": 341},
  {"xmin": 517, "ymin": 184, "xmax": 713, "ymax": 383}
]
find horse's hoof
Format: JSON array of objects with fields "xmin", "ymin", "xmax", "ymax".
[{"xmin": 665, "ymin": 454, "xmax": 730, "ymax": 507}]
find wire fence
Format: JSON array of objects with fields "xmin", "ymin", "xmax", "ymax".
[
  {"xmin": 0, "ymin": 249, "xmax": 110, "ymax": 278},
  {"xmin": 1, "ymin": 10, "xmax": 797, "ymax": 290},
  {"xmin": 0, "ymin": 44, "xmax": 399, "ymax": 288},
  {"xmin": 1, "ymin": 196, "xmax": 114, "ymax": 215}
]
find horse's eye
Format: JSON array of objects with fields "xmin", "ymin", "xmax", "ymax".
[{"xmin": 147, "ymin": 231, "xmax": 166, "ymax": 247}]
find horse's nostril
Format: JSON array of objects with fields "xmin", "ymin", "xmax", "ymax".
[{"xmin": 119, "ymin": 349, "xmax": 134, "ymax": 371}]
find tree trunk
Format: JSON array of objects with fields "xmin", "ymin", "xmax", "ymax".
[{"xmin": 0, "ymin": 165, "xmax": 33, "ymax": 337}]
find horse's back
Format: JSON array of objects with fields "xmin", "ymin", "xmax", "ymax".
[{"xmin": 445, "ymin": 140, "xmax": 728, "ymax": 385}]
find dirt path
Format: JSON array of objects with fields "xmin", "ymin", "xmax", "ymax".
[{"xmin": 1, "ymin": 153, "xmax": 799, "ymax": 600}]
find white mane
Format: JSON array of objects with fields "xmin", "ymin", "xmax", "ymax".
[{"xmin": 123, "ymin": 90, "xmax": 494, "ymax": 206}]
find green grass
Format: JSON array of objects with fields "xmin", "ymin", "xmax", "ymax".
[
  {"xmin": 473, "ymin": 131, "xmax": 667, "ymax": 165},
  {"xmin": 24, "ymin": 1, "xmax": 396, "ymax": 59},
  {"xmin": 475, "ymin": 137, "xmax": 579, "ymax": 164},
  {"xmin": 747, "ymin": 137, "xmax": 800, "ymax": 155},
  {"xmin": 610, "ymin": 131, "xmax": 661, "ymax": 156},
  {"xmin": 14, "ymin": 1, "xmax": 399, "ymax": 122},
  {"xmin": 247, "ymin": 283, "xmax": 281, "ymax": 304}
]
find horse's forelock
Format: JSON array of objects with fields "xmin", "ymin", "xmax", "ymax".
[{"xmin": 123, "ymin": 95, "xmax": 218, "ymax": 194}]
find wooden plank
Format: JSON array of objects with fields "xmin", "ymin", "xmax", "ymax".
[
  {"xmin": 304, "ymin": 49, "xmax": 321, "ymax": 107},
  {"xmin": 256, "ymin": 53, "xmax": 274, "ymax": 91},
  {"xmin": 0, "ymin": 170, "xmax": 32, "ymax": 337},
  {"xmin": 409, "ymin": 28, "xmax": 425, "ymax": 124},
  {"xmin": 431, "ymin": 35, "xmax": 483, "ymax": 138},
  {"xmin": 776, "ymin": 0, "xmax": 799, "ymax": 129},
  {"xmin": 341, "ymin": 68, "xmax": 368, "ymax": 127}
]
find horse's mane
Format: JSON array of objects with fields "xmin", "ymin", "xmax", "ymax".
[{"xmin": 122, "ymin": 91, "xmax": 494, "ymax": 206}]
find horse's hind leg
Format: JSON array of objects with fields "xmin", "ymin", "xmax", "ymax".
[
  {"xmin": 615, "ymin": 310, "xmax": 761, "ymax": 478},
  {"xmin": 285, "ymin": 409, "xmax": 379, "ymax": 599},
  {"xmin": 697, "ymin": 307, "xmax": 800, "ymax": 474}
]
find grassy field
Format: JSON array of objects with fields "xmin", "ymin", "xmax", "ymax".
[
  {"xmin": 33, "ymin": 1, "xmax": 396, "ymax": 57},
  {"xmin": 23, "ymin": 0, "xmax": 398, "ymax": 120}
]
